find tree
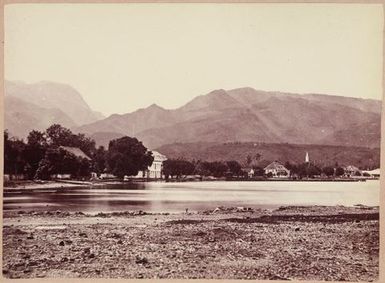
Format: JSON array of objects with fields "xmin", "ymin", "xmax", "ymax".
[
  {"xmin": 194, "ymin": 161, "xmax": 211, "ymax": 176},
  {"xmin": 4, "ymin": 131, "xmax": 26, "ymax": 177},
  {"xmin": 245, "ymin": 155, "xmax": 252, "ymax": 166},
  {"xmin": 23, "ymin": 130, "xmax": 48, "ymax": 179},
  {"xmin": 322, "ymin": 166, "xmax": 335, "ymax": 177},
  {"xmin": 206, "ymin": 161, "xmax": 228, "ymax": 177},
  {"xmin": 92, "ymin": 146, "xmax": 107, "ymax": 174},
  {"xmin": 252, "ymin": 166, "xmax": 265, "ymax": 176},
  {"xmin": 307, "ymin": 164, "xmax": 322, "ymax": 178},
  {"xmin": 335, "ymin": 167, "xmax": 345, "ymax": 177},
  {"xmin": 78, "ymin": 158, "xmax": 92, "ymax": 178},
  {"xmin": 296, "ymin": 163, "xmax": 308, "ymax": 178},
  {"xmin": 35, "ymin": 147, "xmax": 91, "ymax": 180},
  {"xmin": 106, "ymin": 136, "xmax": 154, "ymax": 178},
  {"xmin": 72, "ymin": 133, "xmax": 96, "ymax": 157},
  {"xmin": 45, "ymin": 124, "xmax": 96, "ymax": 156},
  {"xmin": 226, "ymin": 160, "xmax": 242, "ymax": 176},
  {"xmin": 46, "ymin": 124, "xmax": 73, "ymax": 146},
  {"xmin": 163, "ymin": 159, "xmax": 195, "ymax": 179}
]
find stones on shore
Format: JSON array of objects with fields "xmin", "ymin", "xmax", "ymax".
[
  {"xmin": 208, "ymin": 206, "xmax": 256, "ymax": 215},
  {"xmin": 135, "ymin": 256, "xmax": 149, "ymax": 265},
  {"xmin": 2, "ymin": 205, "xmax": 380, "ymax": 280}
]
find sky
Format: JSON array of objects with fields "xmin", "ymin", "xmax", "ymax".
[{"xmin": 4, "ymin": 4, "xmax": 384, "ymax": 116}]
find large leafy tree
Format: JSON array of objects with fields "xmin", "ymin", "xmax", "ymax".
[
  {"xmin": 45, "ymin": 124, "xmax": 96, "ymax": 156},
  {"xmin": 46, "ymin": 124, "xmax": 74, "ymax": 147},
  {"xmin": 106, "ymin": 136, "xmax": 154, "ymax": 178},
  {"xmin": 23, "ymin": 130, "xmax": 48, "ymax": 179}
]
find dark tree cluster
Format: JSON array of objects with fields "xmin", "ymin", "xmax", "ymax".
[
  {"xmin": 163, "ymin": 159, "xmax": 245, "ymax": 179},
  {"xmin": 106, "ymin": 137, "xmax": 154, "ymax": 178},
  {"xmin": 4, "ymin": 125, "xmax": 154, "ymax": 181},
  {"xmin": 163, "ymin": 159, "xmax": 196, "ymax": 179},
  {"xmin": 285, "ymin": 161, "xmax": 346, "ymax": 178}
]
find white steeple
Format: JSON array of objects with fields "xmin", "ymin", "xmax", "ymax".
[{"xmin": 305, "ymin": 152, "xmax": 309, "ymax": 163}]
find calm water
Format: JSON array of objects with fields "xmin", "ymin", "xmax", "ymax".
[{"xmin": 3, "ymin": 180, "xmax": 380, "ymax": 213}]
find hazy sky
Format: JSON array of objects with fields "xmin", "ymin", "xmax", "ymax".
[{"xmin": 5, "ymin": 4, "xmax": 383, "ymax": 116}]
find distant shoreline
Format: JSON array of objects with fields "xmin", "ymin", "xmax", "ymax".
[{"xmin": 3, "ymin": 177, "xmax": 377, "ymax": 192}]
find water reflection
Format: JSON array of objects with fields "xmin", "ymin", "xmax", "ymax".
[{"xmin": 3, "ymin": 180, "xmax": 379, "ymax": 213}]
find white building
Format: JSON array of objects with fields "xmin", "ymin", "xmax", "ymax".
[
  {"xmin": 264, "ymin": 161, "xmax": 290, "ymax": 178},
  {"xmin": 135, "ymin": 151, "xmax": 167, "ymax": 179}
]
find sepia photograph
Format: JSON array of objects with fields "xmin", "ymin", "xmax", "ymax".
[{"xmin": 2, "ymin": 3, "xmax": 383, "ymax": 281}]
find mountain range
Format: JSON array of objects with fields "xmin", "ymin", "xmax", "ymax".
[
  {"xmin": 76, "ymin": 87, "xmax": 381, "ymax": 149},
  {"xmin": 4, "ymin": 81, "xmax": 381, "ymax": 151}
]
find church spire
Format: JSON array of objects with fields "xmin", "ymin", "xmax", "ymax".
[{"xmin": 305, "ymin": 152, "xmax": 309, "ymax": 163}]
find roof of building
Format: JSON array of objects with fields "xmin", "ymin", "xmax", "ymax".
[
  {"xmin": 344, "ymin": 165, "xmax": 360, "ymax": 172},
  {"xmin": 59, "ymin": 146, "xmax": 91, "ymax": 160},
  {"xmin": 151, "ymin": 150, "xmax": 167, "ymax": 161},
  {"xmin": 264, "ymin": 161, "xmax": 289, "ymax": 171}
]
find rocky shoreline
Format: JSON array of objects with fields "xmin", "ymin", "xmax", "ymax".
[{"xmin": 2, "ymin": 205, "xmax": 379, "ymax": 280}]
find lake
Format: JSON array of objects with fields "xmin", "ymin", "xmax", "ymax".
[{"xmin": 3, "ymin": 180, "xmax": 380, "ymax": 213}]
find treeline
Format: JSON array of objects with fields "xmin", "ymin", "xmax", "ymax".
[
  {"xmin": 163, "ymin": 160, "xmax": 243, "ymax": 179},
  {"xmin": 4, "ymin": 124, "xmax": 153, "ymax": 180},
  {"xmin": 283, "ymin": 162, "xmax": 346, "ymax": 178},
  {"xmin": 163, "ymin": 159, "xmax": 358, "ymax": 179}
]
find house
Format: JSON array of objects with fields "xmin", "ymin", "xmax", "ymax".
[
  {"xmin": 100, "ymin": 172, "xmax": 117, "ymax": 179},
  {"xmin": 344, "ymin": 165, "xmax": 361, "ymax": 177},
  {"xmin": 264, "ymin": 161, "xmax": 290, "ymax": 178},
  {"xmin": 50, "ymin": 146, "xmax": 91, "ymax": 179},
  {"xmin": 134, "ymin": 151, "xmax": 167, "ymax": 179}
]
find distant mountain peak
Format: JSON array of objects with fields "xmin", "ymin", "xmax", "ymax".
[
  {"xmin": 208, "ymin": 89, "xmax": 228, "ymax": 95},
  {"xmin": 148, "ymin": 103, "xmax": 164, "ymax": 110},
  {"xmin": 5, "ymin": 80, "xmax": 105, "ymax": 138}
]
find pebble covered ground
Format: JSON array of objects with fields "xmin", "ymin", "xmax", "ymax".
[{"xmin": 2, "ymin": 205, "xmax": 379, "ymax": 281}]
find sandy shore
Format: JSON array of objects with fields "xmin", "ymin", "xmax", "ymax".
[{"xmin": 2, "ymin": 205, "xmax": 379, "ymax": 280}]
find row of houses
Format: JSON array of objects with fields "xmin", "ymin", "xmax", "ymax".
[{"xmin": 251, "ymin": 153, "xmax": 380, "ymax": 179}]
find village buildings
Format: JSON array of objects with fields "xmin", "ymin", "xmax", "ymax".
[{"xmin": 264, "ymin": 161, "xmax": 290, "ymax": 178}]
